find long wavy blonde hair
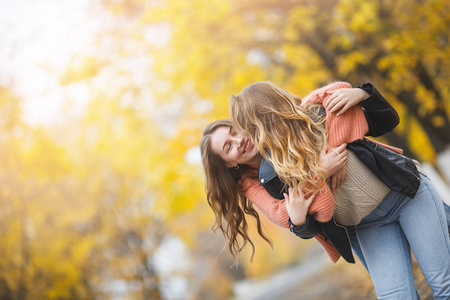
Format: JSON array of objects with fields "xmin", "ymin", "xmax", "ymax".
[
  {"xmin": 230, "ymin": 82, "xmax": 327, "ymax": 193},
  {"xmin": 200, "ymin": 119, "xmax": 272, "ymax": 264}
]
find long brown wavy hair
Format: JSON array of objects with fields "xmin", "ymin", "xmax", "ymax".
[
  {"xmin": 230, "ymin": 81, "xmax": 327, "ymax": 193},
  {"xmin": 200, "ymin": 119, "xmax": 272, "ymax": 264}
]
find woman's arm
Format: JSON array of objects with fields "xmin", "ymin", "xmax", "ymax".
[
  {"xmin": 358, "ymin": 83, "xmax": 400, "ymax": 137},
  {"xmin": 243, "ymin": 177, "xmax": 332, "ymax": 236},
  {"xmin": 245, "ymin": 144, "xmax": 346, "ymax": 236},
  {"xmin": 324, "ymin": 83, "xmax": 400, "ymax": 137},
  {"xmin": 242, "ymin": 179, "xmax": 290, "ymax": 228},
  {"xmin": 285, "ymin": 187, "xmax": 321, "ymax": 239}
]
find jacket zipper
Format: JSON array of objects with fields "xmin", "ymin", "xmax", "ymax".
[
  {"xmin": 332, "ymin": 216, "xmax": 351, "ymax": 243},
  {"xmin": 403, "ymin": 163, "xmax": 423, "ymax": 183}
]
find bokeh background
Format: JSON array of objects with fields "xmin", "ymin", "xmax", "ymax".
[{"xmin": 0, "ymin": 0, "xmax": 449, "ymax": 299}]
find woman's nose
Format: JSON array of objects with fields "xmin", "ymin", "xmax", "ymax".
[{"xmin": 232, "ymin": 137, "xmax": 244, "ymax": 147}]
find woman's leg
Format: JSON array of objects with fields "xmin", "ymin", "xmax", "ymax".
[
  {"xmin": 354, "ymin": 212, "xmax": 419, "ymax": 300},
  {"xmin": 348, "ymin": 226, "xmax": 368, "ymax": 271},
  {"xmin": 398, "ymin": 175, "xmax": 450, "ymax": 299},
  {"xmin": 444, "ymin": 201, "xmax": 450, "ymax": 233}
]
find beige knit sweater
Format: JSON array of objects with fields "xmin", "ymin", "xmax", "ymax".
[{"xmin": 333, "ymin": 150, "xmax": 390, "ymax": 226}]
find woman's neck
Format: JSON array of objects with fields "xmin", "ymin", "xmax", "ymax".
[{"xmin": 247, "ymin": 153, "xmax": 263, "ymax": 168}]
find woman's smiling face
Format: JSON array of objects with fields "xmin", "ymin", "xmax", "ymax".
[{"xmin": 209, "ymin": 126, "xmax": 261, "ymax": 167}]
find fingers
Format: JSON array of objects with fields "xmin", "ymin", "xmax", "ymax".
[
  {"xmin": 334, "ymin": 175, "xmax": 342, "ymax": 191},
  {"xmin": 339, "ymin": 149, "xmax": 348, "ymax": 161},
  {"xmin": 283, "ymin": 192, "xmax": 290, "ymax": 204},
  {"xmin": 327, "ymin": 92, "xmax": 345, "ymax": 113},
  {"xmin": 287, "ymin": 186, "xmax": 297, "ymax": 203},
  {"xmin": 325, "ymin": 90, "xmax": 338, "ymax": 104},
  {"xmin": 331, "ymin": 165, "xmax": 347, "ymax": 193},
  {"xmin": 336, "ymin": 150, "xmax": 348, "ymax": 168},
  {"xmin": 306, "ymin": 191, "xmax": 317, "ymax": 202},
  {"xmin": 326, "ymin": 89, "xmax": 360, "ymax": 116},
  {"xmin": 329, "ymin": 98, "xmax": 346, "ymax": 115},
  {"xmin": 331, "ymin": 176, "xmax": 336, "ymax": 194},
  {"xmin": 287, "ymin": 186, "xmax": 307, "ymax": 202},
  {"xmin": 333, "ymin": 143, "xmax": 347, "ymax": 153},
  {"xmin": 337, "ymin": 103, "xmax": 352, "ymax": 115},
  {"xmin": 339, "ymin": 171, "xmax": 346, "ymax": 183},
  {"xmin": 294, "ymin": 186, "xmax": 305, "ymax": 199},
  {"xmin": 330, "ymin": 144, "xmax": 348, "ymax": 162}
]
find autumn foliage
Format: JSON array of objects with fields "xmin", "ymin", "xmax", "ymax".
[{"xmin": 0, "ymin": 0, "xmax": 449, "ymax": 298}]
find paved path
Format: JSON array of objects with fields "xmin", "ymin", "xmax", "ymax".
[{"xmin": 233, "ymin": 250, "xmax": 329, "ymax": 300}]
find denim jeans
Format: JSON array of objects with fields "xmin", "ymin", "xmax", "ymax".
[
  {"xmin": 444, "ymin": 201, "xmax": 450, "ymax": 230},
  {"xmin": 348, "ymin": 174, "xmax": 450, "ymax": 300}
]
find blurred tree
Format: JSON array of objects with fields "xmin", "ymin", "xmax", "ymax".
[
  {"xmin": 100, "ymin": 0, "xmax": 449, "ymax": 162},
  {"xmin": 76, "ymin": 95, "xmax": 170, "ymax": 298},
  {"xmin": 0, "ymin": 84, "xmax": 171, "ymax": 298},
  {"xmin": 0, "ymin": 86, "xmax": 99, "ymax": 299},
  {"xmin": 5, "ymin": 0, "xmax": 441, "ymax": 299},
  {"xmin": 83, "ymin": 0, "xmax": 449, "ymax": 297}
]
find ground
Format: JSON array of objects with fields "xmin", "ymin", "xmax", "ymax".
[{"xmin": 282, "ymin": 259, "xmax": 432, "ymax": 300}]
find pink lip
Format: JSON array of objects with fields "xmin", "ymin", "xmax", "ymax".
[{"xmin": 243, "ymin": 140, "xmax": 253, "ymax": 154}]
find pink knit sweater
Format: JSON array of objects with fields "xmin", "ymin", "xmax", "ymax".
[{"xmin": 241, "ymin": 81, "xmax": 402, "ymax": 262}]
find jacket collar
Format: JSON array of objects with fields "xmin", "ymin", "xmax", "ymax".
[{"xmin": 258, "ymin": 152, "xmax": 278, "ymax": 185}]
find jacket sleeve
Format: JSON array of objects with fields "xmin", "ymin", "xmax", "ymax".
[
  {"xmin": 358, "ymin": 82, "xmax": 400, "ymax": 137},
  {"xmin": 289, "ymin": 215, "xmax": 322, "ymax": 239}
]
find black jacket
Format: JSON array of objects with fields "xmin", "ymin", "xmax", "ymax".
[{"xmin": 258, "ymin": 83, "xmax": 421, "ymax": 263}]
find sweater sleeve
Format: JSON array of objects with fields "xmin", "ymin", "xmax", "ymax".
[
  {"xmin": 242, "ymin": 178, "xmax": 290, "ymax": 228},
  {"xmin": 304, "ymin": 81, "xmax": 369, "ymax": 147},
  {"xmin": 242, "ymin": 177, "xmax": 335, "ymax": 228},
  {"xmin": 307, "ymin": 180, "xmax": 335, "ymax": 222},
  {"xmin": 243, "ymin": 177, "xmax": 342, "ymax": 263}
]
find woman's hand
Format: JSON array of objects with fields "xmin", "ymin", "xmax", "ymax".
[
  {"xmin": 284, "ymin": 186, "xmax": 316, "ymax": 226},
  {"xmin": 330, "ymin": 161, "xmax": 347, "ymax": 193},
  {"xmin": 319, "ymin": 143, "xmax": 347, "ymax": 179},
  {"xmin": 325, "ymin": 88, "xmax": 370, "ymax": 115}
]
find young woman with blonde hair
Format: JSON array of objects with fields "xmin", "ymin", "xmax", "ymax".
[
  {"xmin": 201, "ymin": 118, "xmax": 347, "ymax": 263},
  {"xmin": 229, "ymin": 81, "xmax": 450, "ymax": 299}
]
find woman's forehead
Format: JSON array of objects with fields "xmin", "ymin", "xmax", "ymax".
[{"xmin": 210, "ymin": 126, "xmax": 231, "ymax": 154}]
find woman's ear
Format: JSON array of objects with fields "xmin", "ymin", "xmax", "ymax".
[{"xmin": 225, "ymin": 161, "xmax": 235, "ymax": 168}]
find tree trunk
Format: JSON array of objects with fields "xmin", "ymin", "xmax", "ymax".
[{"xmin": 396, "ymin": 90, "xmax": 450, "ymax": 153}]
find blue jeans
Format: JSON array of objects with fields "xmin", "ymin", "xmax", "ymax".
[
  {"xmin": 348, "ymin": 174, "xmax": 450, "ymax": 300},
  {"xmin": 444, "ymin": 201, "xmax": 450, "ymax": 230}
]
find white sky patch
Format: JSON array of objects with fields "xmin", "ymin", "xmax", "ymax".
[
  {"xmin": 143, "ymin": 23, "xmax": 171, "ymax": 47},
  {"xmin": 0, "ymin": 0, "xmax": 100, "ymax": 126},
  {"xmin": 192, "ymin": 99, "xmax": 214, "ymax": 114},
  {"xmin": 185, "ymin": 146, "xmax": 201, "ymax": 165},
  {"xmin": 247, "ymin": 48, "xmax": 270, "ymax": 66}
]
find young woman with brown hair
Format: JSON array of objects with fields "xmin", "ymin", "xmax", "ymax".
[{"xmin": 200, "ymin": 118, "xmax": 348, "ymax": 263}]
